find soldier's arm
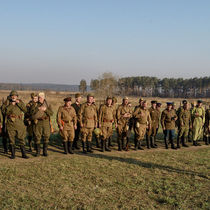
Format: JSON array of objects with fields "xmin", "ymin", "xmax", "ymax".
[
  {"xmin": 98, "ymin": 105, "xmax": 103, "ymax": 126},
  {"xmin": 16, "ymin": 100, "xmax": 27, "ymax": 113},
  {"xmin": 179, "ymin": 111, "xmax": 184, "ymax": 126},
  {"xmin": 72, "ymin": 109, "xmax": 77, "ymax": 127},
  {"xmin": 78, "ymin": 104, "xmax": 84, "ymax": 126},
  {"xmin": 45, "ymin": 104, "xmax": 53, "ymax": 116},
  {"xmin": 133, "ymin": 107, "xmax": 141, "ymax": 119},
  {"xmin": 56, "ymin": 107, "xmax": 62, "ymax": 128},
  {"xmin": 161, "ymin": 111, "xmax": 166, "ymax": 130},
  {"xmin": 0, "ymin": 110, "xmax": 3, "ymax": 127}
]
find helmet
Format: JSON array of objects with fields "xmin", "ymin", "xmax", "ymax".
[
  {"xmin": 10, "ymin": 90, "xmax": 18, "ymax": 96},
  {"xmin": 94, "ymin": 128, "xmax": 101, "ymax": 136}
]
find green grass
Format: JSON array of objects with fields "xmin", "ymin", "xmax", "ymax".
[{"xmin": 0, "ymin": 138, "xmax": 209, "ymax": 209}]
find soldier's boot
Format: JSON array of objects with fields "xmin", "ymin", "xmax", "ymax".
[
  {"xmin": 171, "ymin": 139, "xmax": 177, "ymax": 150},
  {"xmin": 146, "ymin": 136, "xmax": 150, "ymax": 149},
  {"xmin": 138, "ymin": 141, "xmax": 144, "ymax": 150},
  {"xmin": 125, "ymin": 137, "xmax": 129, "ymax": 151},
  {"xmin": 10, "ymin": 145, "xmax": 15, "ymax": 159},
  {"xmin": 135, "ymin": 140, "xmax": 139, "ymax": 151},
  {"xmin": 154, "ymin": 136, "xmax": 158, "ymax": 147},
  {"xmin": 122, "ymin": 138, "xmax": 126, "ymax": 150},
  {"xmin": 82, "ymin": 141, "xmax": 87, "ymax": 154},
  {"xmin": 69, "ymin": 142, "xmax": 74, "ymax": 154},
  {"xmin": 177, "ymin": 137, "xmax": 181, "ymax": 149},
  {"xmin": 74, "ymin": 140, "xmax": 80, "ymax": 150},
  {"xmin": 118, "ymin": 137, "xmax": 122, "ymax": 151},
  {"xmin": 43, "ymin": 143, "xmax": 48, "ymax": 157},
  {"xmin": 108, "ymin": 137, "xmax": 113, "ymax": 147},
  {"xmin": 63, "ymin": 142, "xmax": 68, "ymax": 154},
  {"xmin": 182, "ymin": 137, "xmax": 189, "ymax": 147},
  {"xmin": 105, "ymin": 139, "xmax": 111, "ymax": 152},
  {"xmin": 95, "ymin": 136, "xmax": 100, "ymax": 148},
  {"xmin": 3, "ymin": 138, "xmax": 8, "ymax": 154},
  {"xmin": 196, "ymin": 141, "xmax": 201, "ymax": 146},
  {"xmin": 193, "ymin": 140, "xmax": 197, "ymax": 146},
  {"xmin": 101, "ymin": 140, "xmax": 105, "ymax": 152},
  {"xmin": 150, "ymin": 136, "xmax": 156, "ymax": 148},
  {"xmin": 87, "ymin": 141, "xmax": 93, "ymax": 153},
  {"xmin": 35, "ymin": 144, "xmax": 41, "ymax": 157},
  {"xmin": 20, "ymin": 145, "xmax": 29, "ymax": 159},
  {"xmin": 204, "ymin": 136, "xmax": 209, "ymax": 145},
  {"xmin": 164, "ymin": 138, "xmax": 168, "ymax": 149}
]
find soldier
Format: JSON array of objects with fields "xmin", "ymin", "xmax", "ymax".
[
  {"xmin": 25, "ymin": 93, "xmax": 38, "ymax": 152},
  {"xmin": 31, "ymin": 92, "xmax": 53, "ymax": 156},
  {"xmin": 57, "ymin": 97, "xmax": 77, "ymax": 154},
  {"xmin": 78, "ymin": 94, "xmax": 97, "ymax": 153},
  {"xmin": 4, "ymin": 90, "xmax": 28, "ymax": 159},
  {"xmin": 133, "ymin": 100, "xmax": 151, "ymax": 150},
  {"xmin": 98, "ymin": 96, "xmax": 116, "ymax": 152},
  {"xmin": 204, "ymin": 104, "xmax": 210, "ymax": 145},
  {"xmin": 147, "ymin": 100, "xmax": 159, "ymax": 148},
  {"xmin": 177, "ymin": 101, "xmax": 191, "ymax": 148},
  {"xmin": 191, "ymin": 100, "xmax": 205, "ymax": 146},
  {"xmin": 188, "ymin": 101, "xmax": 197, "ymax": 142},
  {"xmin": 116, "ymin": 97, "xmax": 133, "ymax": 151},
  {"xmin": 72, "ymin": 93, "xmax": 82, "ymax": 150},
  {"xmin": 155, "ymin": 102, "xmax": 162, "ymax": 146},
  {"xmin": 1, "ymin": 95, "xmax": 11, "ymax": 154},
  {"xmin": 161, "ymin": 102, "xmax": 178, "ymax": 149}
]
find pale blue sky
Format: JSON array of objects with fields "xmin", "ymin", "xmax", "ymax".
[{"xmin": 0, "ymin": 0, "xmax": 209, "ymax": 84}]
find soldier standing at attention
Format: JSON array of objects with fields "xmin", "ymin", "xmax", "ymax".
[
  {"xmin": 98, "ymin": 96, "xmax": 116, "ymax": 152},
  {"xmin": 177, "ymin": 101, "xmax": 191, "ymax": 148},
  {"xmin": 57, "ymin": 97, "xmax": 77, "ymax": 154},
  {"xmin": 31, "ymin": 92, "xmax": 53, "ymax": 157},
  {"xmin": 133, "ymin": 100, "xmax": 151, "ymax": 150},
  {"xmin": 25, "ymin": 93, "xmax": 38, "ymax": 152},
  {"xmin": 78, "ymin": 94, "xmax": 97, "ymax": 153},
  {"xmin": 5, "ymin": 90, "xmax": 28, "ymax": 159},
  {"xmin": 191, "ymin": 100, "xmax": 205, "ymax": 146},
  {"xmin": 204, "ymin": 104, "xmax": 210, "ymax": 145},
  {"xmin": 116, "ymin": 97, "xmax": 133, "ymax": 151},
  {"xmin": 147, "ymin": 101, "xmax": 159, "ymax": 148},
  {"xmin": 72, "ymin": 93, "xmax": 82, "ymax": 150},
  {"xmin": 161, "ymin": 102, "xmax": 178, "ymax": 149}
]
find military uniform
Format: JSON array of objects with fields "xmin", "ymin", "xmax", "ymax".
[
  {"xmin": 133, "ymin": 105, "xmax": 151, "ymax": 150},
  {"xmin": 161, "ymin": 105, "xmax": 178, "ymax": 149},
  {"xmin": 116, "ymin": 101, "xmax": 133, "ymax": 151},
  {"xmin": 57, "ymin": 99, "xmax": 77, "ymax": 154},
  {"xmin": 147, "ymin": 105, "xmax": 160, "ymax": 148},
  {"xmin": 31, "ymin": 99, "xmax": 53, "ymax": 156},
  {"xmin": 191, "ymin": 103, "xmax": 205, "ymax": 145},
  {"xmin": 98, "ymin": 100, "xmax": 116, "ymax": 152},
  {"xmin": 204, "ymin": 108, "xmax": 210, "ymax": 145},
  {"xmin": 4, "ymin": 91, "xmax": 28, "ymax": 159},
  {"xmin": 177, "ymin": 107, "xmax": 191, "ymax": 148},
  {"xmin": 78, "ymin": 101, "xmax": 97, "ymax": 153}
]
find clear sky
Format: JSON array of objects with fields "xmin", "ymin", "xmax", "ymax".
[{"xmin": 0, "ymin": 0, "xmax": 210, "ymax": 85}]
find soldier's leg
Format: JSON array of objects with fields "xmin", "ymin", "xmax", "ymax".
[
  {"xmin": 170, "ymin": 130, "xmax": 176, "ymax": 149},
  {"xmin": 146, "ymin": 130, "xmax": 150, "ymax": 149},
  {"xmin": 68, "ymin": 128, "xmax": 75, "ymax": 154},
  {"xmin": 139, "ymin": 125, "xmax": 147, "ymax": 150},
  {"xmin": 105, "ymin": 126, "xmax": 112, "ymax": 152},
  {"xmin": 27, "ymin": 125, "xmax": 33, "ymax": 152},
  {"xmin": 117, "ymin": 125, "xmax": 123, "ymax": 151},
  {"xmin": 43, "ymin": 123, "xmax": 51, "ymax": 157},
  {"xmin": 2, "ymin": 128, "xmax": 8, "ymax": 153},
  {"xmin": 87, "ymin": 128, "xmax": 93, "ymax": 153},
  {"xmin": 17, "ymin": 127, "xmax": 29, "ymax": 159},
  {"xmin": 164, "ymin": 130, "xmax": 169, "ymax": 149},
  {"xmin": 33, "ymin": 124, "xmax": 43, "ymax": 156},
  {"xmin": 7, "ymin": 129, "xmax": 16, "ymax": 159},
  {"xmin": 182, "ymin": 128, "xmax": 189, "ymax": 147},
  {"xmin": 101, "ymin": 126, "xmax": 107, "ymax": 152},
  {"xmin": 60, "ymin": 129, "xmax": 68, "ymax": 154},
  {"xmin": 81, "ymin": 128, "xmax": 87, "ymax": 153},
  {"xmin": 73, "ymin": 123, "xmax": 80, "ymax": 150},
  {"xmin": 177, "ymin": 128, "xmax": 183, "ymax": 149}
]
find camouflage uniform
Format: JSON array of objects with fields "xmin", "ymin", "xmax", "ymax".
[
  {"xmin": 133, "ymin": 105, "xmax": 151, "ymax": 150},
  {"xmin": 116, "ymin": 101, "xmax": 133, "ymax": 151},
  {"xmin": 161, "ymin": 106, "xmax": 177, "ymax": 149},
  {"xmin": 57, "ymin": 101, "xmax": 77, "ymax": 154},
  {"xmin": 78, "ymin": 101, "xmax": 97, "ymax": 153},
  {"xmin": 31, "ymin": 99, "xmax": 53, "ymax": 156},
  {"xmin": 204, "ymin": 107, "xmax": 210, "ymax": 145},
  {"xmin": 98, "ymin": 100, "xmax": 116, "ymax": 152}
]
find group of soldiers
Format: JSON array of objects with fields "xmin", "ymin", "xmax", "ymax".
[{"xmin": 0, "ymin": 90, "xmax": 209, "ymax": 159}]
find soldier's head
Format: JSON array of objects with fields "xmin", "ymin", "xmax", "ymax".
[
  {"xmin": 142, "ymin": 100, "xmax": 147, "ymax": 109},
  {"xmin": 157, "ymin": 102, "xmax": 162, "ymax": 110},
  {"xmin": 182, "ymin": 99, "xmax": 187, "ymax": 105},
  {"xmin": 122, "ymin": 97, "xmax": 129, "ymax": 105},
  {"xmin": 64, "ymin": 97, "xmax": 72, "ymax": 107},
  {"xmin": 166, "ymin": 102, "xmax": 173, "ymax": 110},
  {"xmin": 151, "ymin": 100, "xmax": 157, "ymax": 109},
  {"xmin": 38, "ymin": 92, "xmax": 45, "ymax": 104},
  {"xmin": 31, "ymin": 93, "xmax": 38, "ymax": 103},
  {"xmin": 197, "ymin": 100, "xmax": 202, "ymax": 107},
  {"xmin": 75, "ymin": 93, "xmax": 82, "ymax": 103},
  {"xmin": 183, "ymin": 101, "xmax": 188, "ymax": 110},
  {"xmin": 10, "ymin": 90, "xmax": 18, "ymax": 102},
  {"xmin": 87, "ymin": 94, "xmax": 94, "ymax": 104},
  {"xmin": 106, "ymin": 96, "xmax": 112, "ymax": 106},
  {"xmin": 139, "ymin": 98, "xmax": 144, "ymax": 106},
  {"xmin": 112, "ymin": 96, "xmax": 117, "ymax": 105},
  {"xmin": 172, "ymin": 102, "xmax": 176, "ymax": 109}
]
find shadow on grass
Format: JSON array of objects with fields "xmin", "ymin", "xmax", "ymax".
[{"xmin": 77, "ymin": 152, "xmax": 210, "ymax": 180}]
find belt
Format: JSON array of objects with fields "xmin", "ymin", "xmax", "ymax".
[
  {"xmin": 63, "ymin": 120, "xmax": 72, "ymax": 123},
  {"xmin": 8, "ymin": 114, "xmax": 22, "ymax": 119},
  {"xmin": 103, "ymin": 119, "xmax": 113, "ymax": 123},
  {"xmin": 37, "ymin": 116, "xmax": 49, "ymax": 120}
]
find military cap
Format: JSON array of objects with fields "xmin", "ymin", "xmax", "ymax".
[
  {"xmin": 31, "ymin": 93, "xmax": 38, "ymax": 99},
  {"xmin": 38, "ymin": 92, "xmax": 45, "ymax": 98},
  {"xmin": 157, "ymin": 102, "xmax": 162, "ymax": 107},
  {"xmin": 10, "ymin": 90, "xmax": 18, "ymax": 96},
  {"xmin": 139, "ymin": 98, "xmax": 144, "ymax": 102},
  {"xmin": 87, "ymin": 93, "xmax": 94, "ymax": 98},
  {"xmin": 106, "ymin": 96, "xmax": 112, "ymax": 101},
  {"xmin": 123, "ymin": 96, "xmax": 129, "ymax": 100},
  {"xmin": 75, "ymin": 93, "xmax": 81, "ymax": 98},
  {"xmin": 167, "ymin": 102, "xmax": 173, "ymax": 106},
  {"xmin": 151, "ymin": 100, "xmax": 157, "ymax": 104},
  {"xmin": 64, "ymin": 97, "xmax": 72, "ymax": 102},
  {"xmin": 182, "ymin": 99, "xmax": 187, "ymax": 104},
  {"xmin": 112, "ymin": 96, "xmax": 117, "ymax": 103},
  {"xmin": 197, "ymin": 100, "xmax": 202, "ymax": 103}
]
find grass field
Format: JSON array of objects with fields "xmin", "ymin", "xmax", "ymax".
[{"xmin": 0, "ymin": 90, "xmax": 209, "ymax": 209}]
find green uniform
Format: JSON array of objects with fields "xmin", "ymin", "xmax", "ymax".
[
  {"xmin": 57, "ymin": 105, "xmax": 77, "ymax": 142},
  {"xmin": 5, "ymin": 100, "xmax": 27, "ymax": 146},
  {"xmin": 31, "ymin": 100, "xmax": 53, "ymax": 145},
  {"xmin": 204, "ymin": 108, "xmax": 210, "ymax": 144},
  {"xmin": 191, "ymin": 106, "xmax": 205, "ymax": 141}
]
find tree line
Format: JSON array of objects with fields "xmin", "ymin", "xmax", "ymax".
[{"xmin": 86, "ymin": 73, "xmax": 210, "ymax": 98}]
